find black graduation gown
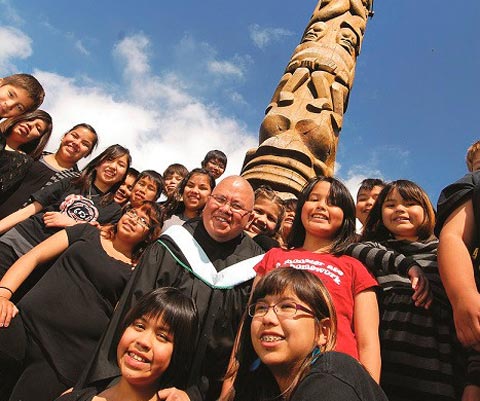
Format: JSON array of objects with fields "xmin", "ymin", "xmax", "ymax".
[{"xmin": 75, "ymin": 218, "xmax": 264, "ymax": 401}]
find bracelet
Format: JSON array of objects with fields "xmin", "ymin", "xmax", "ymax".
[{"xmin": 0, "ymin": 286, "xmax": 13, "ymax": 296}]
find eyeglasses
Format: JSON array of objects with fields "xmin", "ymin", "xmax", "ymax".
[
  {"xmin": 248, "ymin": 300, "xmax": 315, "ymax": 319},
  {"xmin": 209, "ymin": 194, "xmax": 251, "ymax": 217},
  {"xmin": 126, "ymin": 209, "xmax": 150, "ymax": 229}
]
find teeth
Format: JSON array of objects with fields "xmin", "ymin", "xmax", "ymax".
[
  {"xmin": 129, "ymin": 352, "xmax": 147, "ymax": 362},
  {"xmin": 261, "ymin": 335, "xmax": 283, "ymax": 342}
]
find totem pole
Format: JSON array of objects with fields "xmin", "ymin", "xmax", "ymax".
[{"xmin": 241, "ymin": 0, "xmax": 373, "ymax": 195}]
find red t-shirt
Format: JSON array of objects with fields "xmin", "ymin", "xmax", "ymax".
[{"xmin": 254, "ymin": 248, "xmax": 378, "ymax": 360}]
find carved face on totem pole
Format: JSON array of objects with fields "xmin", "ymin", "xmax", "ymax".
[{"xmin": 241, "ymin": 5, "xmax": 368, "ymax": 195}]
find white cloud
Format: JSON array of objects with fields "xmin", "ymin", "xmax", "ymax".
[
  {"xmin": 249, "ymin": 24, "xmax": 293, "ymax": 49},
  {"xmin": 207, "ymin": 60, "xmax": 244, "ymax": 78},
  {"xmin": 0, "ymin": 26, "xmax": 32, "ymax": 73},
  {"xmin": 75, "ymin": 40, "xmax": 90, "ymax": 56},
  {"xmin": 37, "ymin": 32, "xmax": 257, "ymax": 177}
]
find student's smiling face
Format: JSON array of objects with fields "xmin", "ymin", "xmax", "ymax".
[{"xmin": 0, "ymin": 84, "xmax": 34, "ymax": 118}]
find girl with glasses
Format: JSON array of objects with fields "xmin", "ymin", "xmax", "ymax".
[{"xmin": 225, "ymin": 268, "xmax": 387, "ymax": 401}]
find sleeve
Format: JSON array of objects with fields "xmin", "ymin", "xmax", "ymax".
[
  {"xmin": 435, "ymin": 171, "xmax": 480, "ymax": 235},
  {"xmin": 254, "ymin": 249, "xmax": 276, "ymax": 275},
  {"xmin": 348, "ymin": 257, "xmax": 378, "ymax": 295},
  {"xmin": 346, "ymin": 242, "xmax": 416, "ymax": 277},
  {"xmin": 31, "ymin": 176, "xmax": 71, "ymax": 207},
  {"xmin": 65, "ymin": 223, "xmax": 97, "ymax": 244}
]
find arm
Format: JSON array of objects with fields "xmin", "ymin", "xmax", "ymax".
[
  {"xmin": 43, "ymin": 211, "xmax": 78, "ymax": 228},
  {"xmin": 354, "ymin": 289, "xmax": 381, "ymax": 383},
  {"xmin": 346, "ymin": 242, "xmax": 416, "ymax": 277},
  {"xmin": 0, "ymin": 201, "xmax": 43, "ymax": 234},
  {"xmin": 0, "ymin": 229, "xmax": 69, "ymax": 327},
  {"xmin": 437, "ymin": 199, "xmax": 480, "ymax": 349}
]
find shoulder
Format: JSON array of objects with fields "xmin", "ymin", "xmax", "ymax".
[
  {"xmin": 292, "ymin": 352, "xmax": 388, "ymax": 401},
  {"xmin": 436, "ymin": 171, "xmax": 480, "ymax": 234}
]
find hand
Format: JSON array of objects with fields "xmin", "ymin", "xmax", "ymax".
[
  {"xmin": 43, "ymin": 212, "xmax": 77, "ymax": 228},
  {"xmin": 408, "ymin": 265, "xmax": 432, "ymax": 309},
  {"xmin": 157, "ymin": 388, "xmax": 190, "ymax": 401},
  {"xmin": 462, "ymin": 385, "xmax": 480, "ymax": 401},
  {"xmin": 0, "ymin": 296, "xmax": 18, "ymax": 328},
  {"xmin": 452, "ymin": 292, "xmax": 480, "ymax": 350}
]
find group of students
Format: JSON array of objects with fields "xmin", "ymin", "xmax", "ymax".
[{"xmin": 1, "ymin": 72, "xmax": 480, "ymax": 401}]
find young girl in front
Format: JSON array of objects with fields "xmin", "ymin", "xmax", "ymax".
[
  {"xmin": 161, "ymin": 168, "xmax": 215, "ymax": 231},
  {"xmin": 227, "ymin": 268, "xmax": 387, "ymax": 401},
  {"xmin": 55, "ymin": 287, "xmax": 199, "ymax": 401},
  {"xmin": 0, "ymin": 144, "xmax": 130, "ymax": 293},
  {"xmin": 346, "ymin": 180, "xmax": 462, "ymax": 401},
  {"xmin": 253, "ymin": 176, "xmax": 380, "ymax": 382},
  {"xmin": 0, "ymin": 202, "xmax": 163, "ymax": 401},
  {"xmin": 245, "ymin": 185, "xmax": 285, "ymax": 251}
]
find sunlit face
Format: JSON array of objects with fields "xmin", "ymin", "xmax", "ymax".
[
  {"xmin": 164, "ymin": 173, "xmax": 185, "ymax": 197},
  {"xmin": 0, "ymin": 84, "xmax": 33, "ymax": 118},
  {"xmin": 117, "ymin": 207, "xmax": 151, "ymax": 244},
  {"xmin": 355, "ymin": 185, "xmax": 383, "ymax": 225},
  {"xmin": 204, "ymin": 158, "xmax": 225, "ymax": 180},
  {"xmin": 246, "ymin": 197, "xmax": 282, "ymax": 236},
  {"xmin": 250, "ymin": 291, "xmax": 327, "ymax": 385},
  {"xmin": 114, "ymin": 173, "xmax": 137, "ymax": 205},
  {"xmin": 8, "ymin": 118, "xmax": 48, "ymax": 146},
  {"xmin": 202, "ymin": 178, "xmax": 254, "ymax": 242},
  {"xmin": 117, "ymin": 315, "xmax": 174, "ymax": 389},
  {"xmin": 58, "ymin": 127, "xmax": 96, "ymax": 163},
  {"xmin": 280, "ymin": 209, "xmax": 296, "ymax": 240},
  {"xmin": 94, "ymin": 154, "xmax": 129, "ymax": 192},
  {"xmin": 183, "ymin": 173, "xmax": 213, "ymax": 213},
  {"xmin": 381, "ymin": 188, "xmax": 425, "ymax": 241},
  {"xmin": 301, "ymin": 181, "xmax": 344, "ymax": 242},
  {"xmin": 130, "ymin": 177, "xmax": 159, "ymax": 207}
]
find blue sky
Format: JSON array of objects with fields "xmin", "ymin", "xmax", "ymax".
[{"xmin": 1, "ymin": 0, "xmax": 479, "ymax": 203}]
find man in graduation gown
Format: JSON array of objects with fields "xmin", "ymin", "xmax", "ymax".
[{"xmin": 74, "ymin": 175, "xmax": 264, "ymax": 401}]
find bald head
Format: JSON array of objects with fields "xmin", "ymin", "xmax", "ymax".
[{"xmin": 202, "ymin": 175, "xmax": 255, "ymax": 242}]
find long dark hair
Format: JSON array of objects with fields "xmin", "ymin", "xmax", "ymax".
[
  {"xmin": 162, "ymin": 168, "xmax": 215, "ymax": 219},
  {"xmin": 287, "ymin": 176, "xmax": 357, "ymax": 255},
  {"xmin": 0, "ymin": 109, "xmax": 53, "ymax": 160},
  {"xmin": 228, "ymin": 268, "xmax": 337, "ymax": 401},
  {"xmin": 71, "ymin": 144, "xmax": 131, "ymax": 205},
  {"xmin": 102, "ymin": 201, "xmax": 163, "ymax": 262},
  {"xmin": 362, "ymin": 179, "xmax": 436, "ymax": 242},
  {"xmin": 121, "ymin": 288, "xmax": 199, "ymax": 389}
]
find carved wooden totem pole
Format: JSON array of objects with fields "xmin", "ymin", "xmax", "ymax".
[{"xmin": 241, "ymin": 0, "xmax": 373, "ymax": 195}]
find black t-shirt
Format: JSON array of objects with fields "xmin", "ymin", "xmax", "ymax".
[
  {"xmin": 0, "ymin": 155, "xmax": 80, "ymax": 219},
  {"xmin": 11, "ymin": 178, "xmax": 121, "ymax": 248},
  {"xmin": 291, "ymin": 352, "xmax": 388, "ymax": 401},
  {"xmin": 19, "ymin": 223, "xmax": 133, "ymax": 384}
]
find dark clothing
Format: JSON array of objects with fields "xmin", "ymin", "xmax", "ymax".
[
  {"xmin": 436, "ymin": 171, "xmax": 480, "ymax": 386},
  {"xmin": 0, "ymin": 224, "xmax": 132, "ymax": 401},
  {"xmin": 290, "ymin": 352, "xmax": 388, "ymax": 401},
  {"xmin": 0, "ymin": 136, "xmax": 33, "ymax": 203},
  {"xmin": 0, "ymin": 152, "xmax": 80, "ymax": 218},
  {"xmin": 0, "ymin": 178, "xmax": 121, "ymax": 282},
  {"xmin": 347, "ymin": 240, "xmax": 463, "ymax": 401},
  {"xmin": 75, "ymin": 218, "xmax": 264, "ymax": 401},
  {"xmin": 252, "ymin": 233, "xmax": 280, "ymax": 251}
]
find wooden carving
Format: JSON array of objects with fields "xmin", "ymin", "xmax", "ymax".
[{"xmin": 241, "ymin": 0, "xmax": 373, "ymax": 194}]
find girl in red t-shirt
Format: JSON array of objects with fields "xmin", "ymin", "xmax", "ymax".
[{"xmin": 254, "ymin": 176, "xmax": 380, "ymax": 382}]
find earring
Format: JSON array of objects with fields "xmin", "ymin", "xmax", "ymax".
[
  {"xmin": 310, "ymin": 346, "xmax": 321, "ymax": 365},
  {"xmin": 249, "ymin": 357, "xmax": 262, "ymax": 372}
]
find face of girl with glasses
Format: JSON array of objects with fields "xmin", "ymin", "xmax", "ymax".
[{"xmin": 250, "ymin": 289, "xmax": 328, "ymax": 381}]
